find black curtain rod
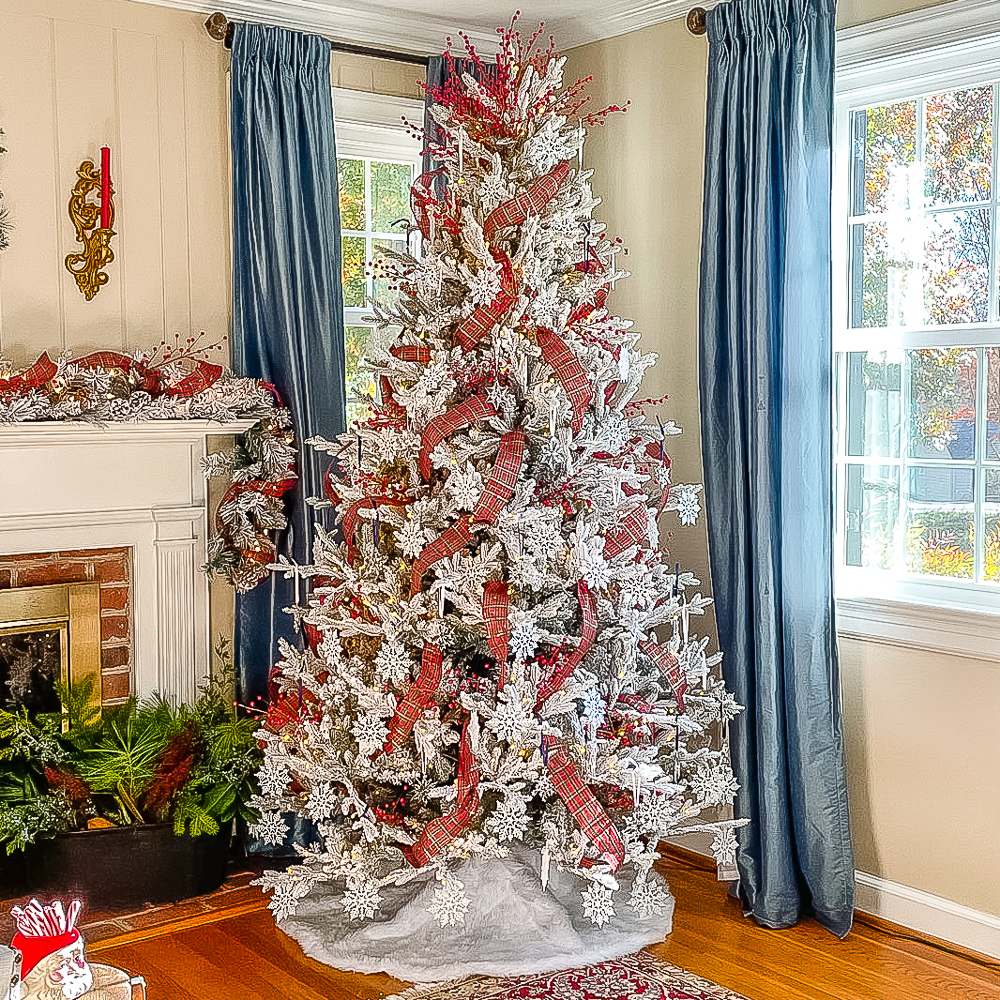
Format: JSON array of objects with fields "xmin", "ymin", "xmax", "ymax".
[{"xmin": 204, "ymin": 11, "xmax": 430, "ymax": 65}]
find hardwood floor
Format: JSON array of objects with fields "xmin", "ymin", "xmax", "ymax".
[{"xmin": 88, "ymin": 851, "xmax": 1000, "ymax": 1000}]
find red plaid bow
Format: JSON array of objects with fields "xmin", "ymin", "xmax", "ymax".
[
  {"xmin": 391, "ymin": 344, "xmax": 432, "ymax": 365},
  {"xmin": 483, "ymin": 161, "xmax": 571, "ymax": 243},
  {"xmin": 603, "ymin": 503, "xmax": 648, "ymax": 560},
  {"xmin": 0, "ymin": 352, "xmax": 58, "ymax": 397},
  {"xmin": 536, "ymin": 581, "xmax": 598, "ymax": 709},
  {"xmin": 410, "ymin": 514, "xmax": 474, "ymax": 595}
]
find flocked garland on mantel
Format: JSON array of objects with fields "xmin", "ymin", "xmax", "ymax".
[{"xmin": 0, "ymin": 334, "xmax": 297, "ymax": 592}]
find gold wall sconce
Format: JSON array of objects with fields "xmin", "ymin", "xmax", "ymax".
[{"xmin": 65, "ymin": 146, "xmax": 115, "ymax": 300}]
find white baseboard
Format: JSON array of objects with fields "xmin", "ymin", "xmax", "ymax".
[{"xmin": 854, "ymin": 871, "xmax": 1000, "ymax": 961}]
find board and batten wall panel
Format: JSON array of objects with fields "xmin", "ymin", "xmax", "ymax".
[{"xmin": 0, "ymin": 0, "xmax": 229, "ymax": 366}]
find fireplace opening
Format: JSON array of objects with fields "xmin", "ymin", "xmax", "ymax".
[
  {"xmin": 0, "ymin": 624, "xmax": 65, "ymax": 716},
  {"xmin": 0, "ymin": 582, "xmax": 103, "ymax": 718}
]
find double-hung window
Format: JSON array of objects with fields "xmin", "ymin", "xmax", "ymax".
[
  {"xmin": 333, "ymin": 89, "xmax": 423, "ymax": 426},
  {"xmin": 833, "ymin": 1, "xmax": 1000, "ymax": 640}
]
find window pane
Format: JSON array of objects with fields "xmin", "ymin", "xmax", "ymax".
[
  {"xmin": 843, "ymin": 463, "xmax": 900, "ymax": 570},
  {"xmin": 986, "ymin": 470, "xmax": 1000, "ymax": 583},
  {"xmin": 987, "ymin": 348, "xmax": 1000, "ymax": 461},
  {"xmin": 371, "ymin": 161, "xmax": 412, "ymax": 234},
  {"xmin": 338, "ymin": 158, "xmax": 366, "ymax": 230},
  {"xmin": 924, "ymin": 86, "xmax": 994, "ymax": 208},
  {"xmin": 345, "ymin": 324, "xmax": 374, "ymax": 427},
  {"xmin": 907, "ymin": 348, "xmax": 978, "ymax": 458},
  {"xmin": 844, "ymin": 351, "xmax": 902, "ymax": 457},
  {"xmin": 923, "ymin": 209, "xmax": 991, "ymax": 324},
  {"xmin": 373, "ymin": 238, "xmax": 406, "ymax": 307},
  {"xmin": 342, "ymin": 235, "xmax": 367, "ymax": 307},
  {"xmin": 853, "ymin": 101, "xmax": 917, "ymax": 215},
  {"xmin": 906, "ymin": 503, "xmax": 975, "ymax": 579},
  {"xmin": 850, "ymin": 220, "xmax": 921, "ymax": 328}
]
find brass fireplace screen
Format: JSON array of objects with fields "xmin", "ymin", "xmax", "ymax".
[{"xmin": 0, "ymin": 583, "xmax": 102, "ymax": 715}]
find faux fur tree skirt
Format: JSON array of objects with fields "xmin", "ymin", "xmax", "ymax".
[{"xmin": 277, "ymin": 848, "xmax": 675, "ymax": 982}]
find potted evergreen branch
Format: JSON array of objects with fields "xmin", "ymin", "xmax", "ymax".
[{"xmin": 0, "ymin": 640, "xmax": 261, "ymax": 907}]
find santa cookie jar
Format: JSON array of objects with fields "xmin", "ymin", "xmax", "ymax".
[{"xmin": 10, "ymin": 900, "xmax": 92, "ymax": 1000}]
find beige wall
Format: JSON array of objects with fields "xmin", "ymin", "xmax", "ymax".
[
  {"xmin": 331, "ymin": 51, "xmax": 425, "ymax": 99},
  {"xmin": 0, "ymin": 0, "xmax": 230, "ymax": 366},
  {"xmin": 564, "ymin": 21, "xmax": 714, "ymax": 632},
  {"xmin": 568, "ymin": 0, "xmax": 1000, "ymax": 924}
]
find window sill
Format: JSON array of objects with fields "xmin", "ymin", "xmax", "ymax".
[{"xmin": 836, "ymin": 595, "xmax": 1000, "ymax": 664}]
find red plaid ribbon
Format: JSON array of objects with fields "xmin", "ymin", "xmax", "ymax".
[
  {"xmin": 456, "ymin": 289, "xmax": 517, "ymax": 353},
  {"xmin": 483, "ymin": 160, "xmax": 571, "ymax": 243},
  {"xmin": 403, "ymin": 721, "xmax": 480, "ymax": 867},
  {"xmin": 410, "ymin": 514, "xmax": 473, "ymax": 595},
  {"xmin": 567, "ymin": 286, "xmax": 608, "ymax": 327},
  {"xmin": 74, "ymin": 351, "xmax": 163, "ymax": 395},
  {"xmin": 456, "ymin": 256, "xmax": 521, "ymax": 353},
  {"xmin": 536, "ymin": 581, "xmax": 598, "ymax": 708},
  {"xmin": 419, "ymin": 393, "xmax": 497, "ymax": 479},
  {"xmin": 471, "ymin": 429, "xmax": 525, "ymax": 524},
  {"xmin": 543, "ymin": 736, "xmax": 625, "ymax": 870},
  {"xmin": 640, "ymin": 640, "xmax": 687, "ymax": 712},
  {"xmin": 166, "ymin": 360, "xmax": 223, "ymax": 398},
  {"xmin": 482, "ymin": 580, "xmax": 512, "ymax": 690},
  {"xmin": 215, "ymin": 475, "xmax": 297, "ymax": 571},
  {"xmin": 603, "ymin": 503, "xmax": 648, "ymax": 560},
  {"xmin": 410, "ymin": 169, "xmax": 444, "ymax": 240},
  {"xmin": 536, "ymin": 327, "xmax": 592, "ymax": 433},
  {"xmin": 0, "ymin": 352, "xmax": 58, "ymax": 396},
  {"xmin": 384, "ymin": 642, "xmax": 443, "ymax": 753},
  {"xmin": 391, "ymin": 344, "xmax": 432, "ymax": 365}
]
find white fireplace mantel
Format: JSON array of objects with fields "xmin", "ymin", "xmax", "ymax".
[{"xmin": 0, "ymin": 419, "xmax": 255, "ymax": 702}]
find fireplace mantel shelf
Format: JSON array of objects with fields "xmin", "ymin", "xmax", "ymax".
[
  {"xmin": 0, "ymin": 418, "xmax": 257, "ymax": 444},
  {"xmin": 1, "ymin": 418, "xmax": 258, "ymax": 703}
]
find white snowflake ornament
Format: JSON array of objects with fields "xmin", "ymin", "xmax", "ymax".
[
  {"xmin": 580, "ymin": 882, "xmax": 616, "ymax": 927},
  {"xmin": 428, "ymin": 877, "xmax": 472, "ymax": 928}
]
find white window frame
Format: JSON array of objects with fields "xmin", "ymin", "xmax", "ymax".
[
  {"xmin": 332, "ymin": 89, "xmax": 423, "ymax": 420},
  {"xmin": 833, "ymin": 0, "xmax": 1000, "ymax": 657}
]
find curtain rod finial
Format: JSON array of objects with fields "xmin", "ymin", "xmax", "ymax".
[
  {"xmin": 205, "ymin": 11, "xmax": 230, "ymax": 42},
  {"xmin": 687, "ymin": 7, "xmax": 708, "ymax": 35}
]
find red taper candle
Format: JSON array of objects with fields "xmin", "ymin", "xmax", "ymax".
[{"xmin": 100, "ymin": 146, "xmax": 111, "ymax": 229}]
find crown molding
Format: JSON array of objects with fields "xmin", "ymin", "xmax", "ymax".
[
  {"xmin": 129, "ymin": 0, "xmax": 498, "ymax": 56},
  {"xmin": 549, "ymin": 1, "xmax": 720, "ymax": 48},
  {"xmin": 128, "ymin": 0, "xmax": 710, "ymax": 55}
]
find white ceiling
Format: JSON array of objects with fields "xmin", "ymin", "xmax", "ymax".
[{"xmin": 137, "ymin": 0, "xmax": 702, "ymax": 55}]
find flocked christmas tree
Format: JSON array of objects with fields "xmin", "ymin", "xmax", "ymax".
[{"xmin": 250, "ymin": 18, "xmax": 745, "ymax": 978}]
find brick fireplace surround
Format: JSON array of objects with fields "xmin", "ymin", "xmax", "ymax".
[{"xmin": 0, "ymin": 548, "xmax": 132, "ymax": 706}]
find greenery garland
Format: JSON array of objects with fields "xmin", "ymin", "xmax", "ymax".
[{"xmin": 0, "ymin": 336, "xmax": 297, "ymax": 592}]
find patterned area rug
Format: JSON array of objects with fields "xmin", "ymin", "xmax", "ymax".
[{"xmin": 384, "ymin": 951, "xmax": 749, "ymax": 1000}]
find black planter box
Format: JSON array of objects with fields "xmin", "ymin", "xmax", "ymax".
[
  {"xmin": 21, "ymin": 823, "xmax": 231, "ymax": 909},
  {"xmin": 0, "ymin": 848, "xmax": 29, "ymax": 898}
]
